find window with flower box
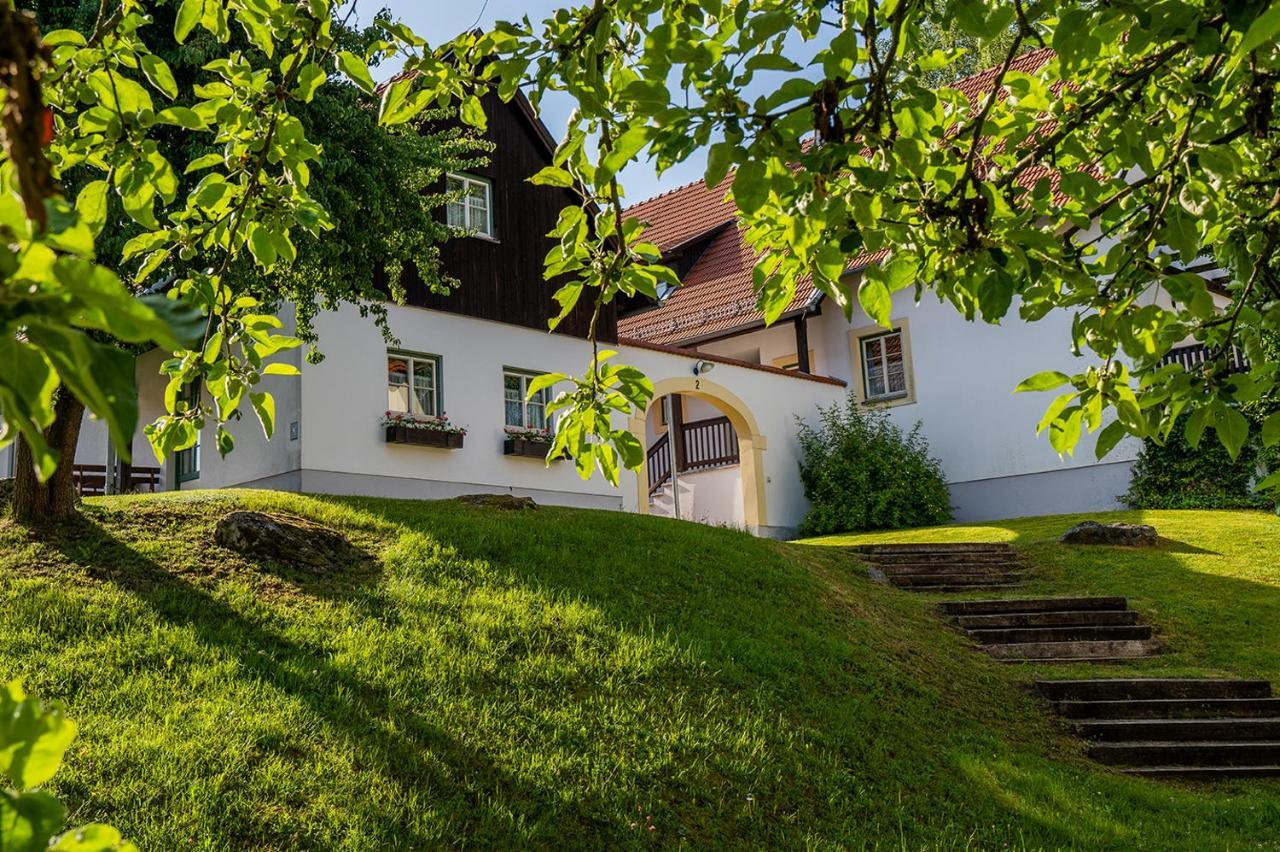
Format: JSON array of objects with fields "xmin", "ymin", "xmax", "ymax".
[
  {"xmin": 503, "ymin": 369, "xmax": 549, "ymax": 432},
  {"xmin": 388, "ymin": 351, "xmax": 441, "ymax": 417}
]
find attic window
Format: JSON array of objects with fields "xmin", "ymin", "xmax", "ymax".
[{"xmin": 446, "ymin": 173, "xmax": 493, "ymax": 238}]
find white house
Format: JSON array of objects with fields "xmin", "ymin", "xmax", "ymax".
[{"xmin": 0, "ymin": 50, "xmax": 1226, "ymax": 535}]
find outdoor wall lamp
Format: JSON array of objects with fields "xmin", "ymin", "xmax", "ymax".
[{"xmin": 692, "ymin": 360, "xmax": 716, "ymax": 376}]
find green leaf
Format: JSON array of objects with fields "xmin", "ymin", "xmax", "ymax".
[
  {"xmin": 1015, "ymin": 371, "xmax": 1071, "ymax": 393},
  {"xmin": 215, "ymin": 426, "xmax": 235, "ymax": 458},
  {"xmin": 174, "ymin": 0, "xmax": 204, "ymax": 43},
  {"xmin": 705, "ymin": 141, "xmax": 735, "ymax": 188},
  {"xmin": 139, "ymin": 55, "xmax": 178, "ymax": 100},
  {"xmin": 247, "ymin": 225, "xmax": 278, "ymax": 268},
  {"xmin": 1095, "ymin": 420, "xmax": 1128, "ymax": 460},
  {"xmin": 1214, "ymin": 404, "xmax": 1249, "ymax": 460},
  {"xmin": 74, "ymin": 180, "xmax": 109, "ymax": 237},
  {"xmin": 23, "ymin": 325, "xmax": 139, "ymax": 458},
  {"xmin": 250, "ymin": 392, "xmax": 275, "ymax": 439},
  {"xmin": 0, "ymin": 681, "xmax": 78, "ymax": 789},
  {"xmin": 526, "ymin": 373, "xmax": 567, "ymax": 399},
  {"xmin": 857, "ymin": 277, "xmax": 892, "ymax": 328},
  {"xmin": 1262, "ymin": 411, "xmax": 1280, "ymax": 448},
  {"xmin": 1237, "ymin": 4, "xmax": 1280, "ymax": 56},
  {"xmin": 50, "ymin": 823, "xmax": 138, "ymax": 851},
  {"xmin": 336, "ymin": 51, "xmax": 375, "ymax": 94},
  {"xmin": 529, "ymin": 166, "xmax": 574, "ymax": 188},
  {"xmin": 1255, "ymin": 470, "xmax": 1280, "ymax": 494},
  {"xmin": 460, "ymin": 96, "xmax": 487, "ymax": 131},
  {"xmin": 293, "ymin": 63, "xmax": 326, "ymax": 102},
  {"xmin": 155, "ymin": 107, "xmax": 205, "ymax": 130},
  {"xmin": 260, "ymin": 363, "xmax": 300, "ymax": 377},
  {"xmin": 0, "ymin": 789, "xmax": 66, "ymax": 852}
]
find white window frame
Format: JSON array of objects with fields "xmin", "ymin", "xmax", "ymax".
[
  {"xmin": 860, "ymin": 329, "xmax": 908, "ymax": 401},
  {"xmin": 503, "ymin": 369, "xmax": 551, "ymax": 431},
  {"xmin": 446, "ymin": 173, "xmax": 494, "ymax": 239},
  {"xmin": 849, "ymin": 318, "xmax": 917, "ymax": 407},
  {"xmin": 388, "ymin": 351, "xmax": 442, "ymax": 418}
]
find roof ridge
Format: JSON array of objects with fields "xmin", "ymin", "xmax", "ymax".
[{"xmin": 626, "ymin": 173, "xmax": 729, "ymax": 212}]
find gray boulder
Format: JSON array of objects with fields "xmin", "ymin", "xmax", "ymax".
[
  {"xmin": 1060, "ymin": 520, "xmax": 1158, "ymax": 547},
  {"xmin": 455, "ymin": 494, "xmax": 538, "ymax": 511},
  {"xmin": 213, "ymin": 510, "xmax": 361, "ymax": 573}
]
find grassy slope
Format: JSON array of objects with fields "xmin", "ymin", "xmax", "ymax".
[
  {"xmin": 0, "ymin": 495, "xmax": 1274, "ymax": 850},
  {"xmin": 802, "ymin": 509, "xmax": 1280, "ymax": 684}
]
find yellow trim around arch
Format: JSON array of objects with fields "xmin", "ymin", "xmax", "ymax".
[{"xmin": 632, "ymin": 376, "xmax": 768, "ymax": 530}]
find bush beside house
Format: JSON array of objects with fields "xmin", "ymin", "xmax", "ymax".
[{"xmin": 797, "ymin": 395, "xmax": 952, "ymax": 536}]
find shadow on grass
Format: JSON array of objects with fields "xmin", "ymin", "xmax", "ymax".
[{"xmin": 37, "ymin": 514, "xmax": 571, "ymax": 848}]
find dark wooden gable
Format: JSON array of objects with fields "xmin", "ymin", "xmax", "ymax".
[{"xmin": 397, "ymin": 90, "xmax": 617, "ymax": 342}]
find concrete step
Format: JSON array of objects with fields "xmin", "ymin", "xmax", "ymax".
[
  {"xmin": 953, "ymin": 610, "xmax": 1140, "ymax": 629},
  {"xmin": 867, "ymin": 552, "xmax": 1020, "ymax": 566},
  {"xmin": 1090, "ymin": 740, "xmax": 1280, "ymax": 767},
  {"xmin": 891, "ymin": 572, "xmax": 1023, "ymax": 588},
  {"xmin": 940, "ymin": 597, "xmax": 1128, "ymax": 616},
  {"xmin": 1077, "ymin": 718, "xmax": 1280, "ymax": 742},
  {"xmin": 1036, "ymin": 679, "xmax": 1273, "ymax": 702},
  {"xmin": 857, "ymin": 543, "xmax": 1014, "ymax": 555},
  {"xmin": 1125, "ymin": 765, "xmax": 1280, "ymax": 780},
  {"xmin": 986, "ymin": 638, "xmax": 1161, "ymax": 661},
  {"xmin": 880, "ymin": 561, "xmax": 1025, "ymax": 575},
  {"xmin": 968, "ymin": 625, "xmax": 1153, "ymax": 646},
  {"xmin": 1052, "ymin": 697, "xmax": 1280, "ymax": 720}
]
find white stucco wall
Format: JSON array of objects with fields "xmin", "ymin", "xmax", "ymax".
[
  {"xmin": 292, "ymin": 303, "xmax": 843, "ymax": 534},
  {"xmin": 699, "ymin": 284, "xmax": 1154, "ymax": 521},
  {"xmin": 676, "ymin": 465, "xmax": 745, "ymax": 528}
]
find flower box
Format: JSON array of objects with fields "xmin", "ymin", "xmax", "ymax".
[
  {"xmin": 385, "ymin": 425, "xmax": 465, "ymax": 449},
  {"xmin": 504, "ymin": 437, "xmax": 555, "ymax": 459}
]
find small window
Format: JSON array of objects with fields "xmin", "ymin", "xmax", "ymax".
[
  {"xmin": 446, "ymin": 173, "xmax": 493, "ymax": 238},
  {"xmin": 388, "ymin": 352, "xmax": 442, "ymax": 417},
  {"xmin": 504, "ymin": 370, "xmax": 550, "ymax": 431},
  {"xmin": 860, "ymin": 330, "xmax": 908, "ymax": 400}
]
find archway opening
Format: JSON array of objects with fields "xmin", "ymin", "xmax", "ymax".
[{"xmin": 631, "ymin": 376, "xmax": 767, "ymax": 532}]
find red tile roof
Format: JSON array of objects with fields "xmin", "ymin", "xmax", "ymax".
[{"xmin": 619, "ymin": 48, "xmax": 1058, "ymax": 346}]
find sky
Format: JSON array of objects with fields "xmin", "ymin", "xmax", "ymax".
[{"xmin": 360, "ymin": 0, "xmax": 713, "ymax": 203}]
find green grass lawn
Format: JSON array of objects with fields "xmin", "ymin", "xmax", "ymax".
[{"xmin": 1, "ymin": 493, "xmax": 1278, "ymax": 849}]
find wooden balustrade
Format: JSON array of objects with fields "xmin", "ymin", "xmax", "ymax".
[
  {"xmin": 646, "ymin": 415, "xmax": 740, "ymax": 497},
  {"xmin": 1159, "ymin": 343, "xmax": 1249, "ymax": 374}
]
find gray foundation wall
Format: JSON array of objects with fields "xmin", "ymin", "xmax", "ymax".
[
  {"xmin": 949, "ymin": 460, "xmax": 1135, "ymax": 523},
  {"xmin": 216, "ymin": 468, "xmax": 625, "ymax": 513}
]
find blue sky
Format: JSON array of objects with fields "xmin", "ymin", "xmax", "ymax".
[{"xmin": 363, "ymin": 0, "xmax": 710, "ymax": 203}]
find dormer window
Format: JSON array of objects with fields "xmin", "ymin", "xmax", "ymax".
[{"xmin": 446, "ymin": 173, "xmax": 494, "ymax": 239}]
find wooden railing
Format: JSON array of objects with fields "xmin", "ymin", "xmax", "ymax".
[
  {"xmin": 680, "ymin": 416, "xmax": 740, "ymax": 472},
  {"xmin": 646, "ymin": 415, "xmax": 741, "ymax": 497},
  {"xmin": 72, "ymin": 464, "xmax": 162, "ymax": 497},
  {"xmin": 1159, "ymin": 343, "xmax": 1249, "ymax": 374},
  {"xmin": 647, "ymin": 432, "xmax": 671, "ymax": 496}
]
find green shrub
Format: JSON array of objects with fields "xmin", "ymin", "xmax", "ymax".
[
  {"xmin": 1121, "ymin": 418, "xmax": 1273, "ymax": 511},
  {"xmin": 797, "ymin": 395, "xmax": 952, "ymax": 536}
]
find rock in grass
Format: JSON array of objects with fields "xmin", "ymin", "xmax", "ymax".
[
  {"xmin": 1060, "ymin": 521, "xmax": 1158, "ymax": 547},
  {"xmin": 455, "ymin": 494, "xmax": 538, "ymax": 511},
  {"xmin": 213, "ymin": 510, "xmax": 361, "ymax": 573}
]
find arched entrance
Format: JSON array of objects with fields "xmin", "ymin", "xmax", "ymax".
[{"xmin": 630, "ymin": 376, "xmax": 768, "ymax": 530}]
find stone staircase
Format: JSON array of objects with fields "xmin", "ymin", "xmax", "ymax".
[
  {"xmin": 856, "ymin": 543, "xmax": 1024, "ymax": 591},
  {"xmin": 1037, "ymin": 679, "xmax": 1280, "ymax": 780},
  {"xmin": 939, "ymin": 597, "xmax": 1161, "ymax": 662}
]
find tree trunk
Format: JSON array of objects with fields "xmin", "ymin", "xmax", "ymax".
[{"xmin": 11, "ymin": 390, "xmax": 85, "ymax": 525}]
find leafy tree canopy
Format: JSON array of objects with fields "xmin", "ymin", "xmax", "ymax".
[
  {"xmin": 367, "ymin": 0, "xmax": 1280, "ymax": 491},
  {"xmin": 0, "ymin": 0, "xmax": 468, "ymax": 509}
]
